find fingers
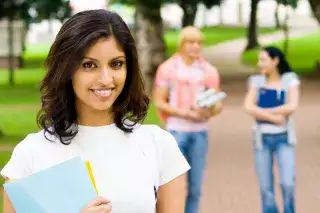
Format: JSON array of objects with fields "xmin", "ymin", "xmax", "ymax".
[
  {"xmin": 86, "ymin": 196, "xmax": 110, "ymax": 208},
  {"xmin": 95, "ymin": 203, "xmax": 112, "ymax": 212}
]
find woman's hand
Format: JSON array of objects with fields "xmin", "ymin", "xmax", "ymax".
[
  {"xmin": 81, "ymin": 197, "xmax": 111, "ymax": 213},
  {"xmin": 271, "ymin": 113, "xmax": 287, "ymax": 125}
]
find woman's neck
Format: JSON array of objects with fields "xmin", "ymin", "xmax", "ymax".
[
  {"xmin": 266, "ymin": 70, "xmax": 281, "ymax": 82},
  {"xmin": 76, "ymin": 107, "xmax": 114, "ymax": 126}
]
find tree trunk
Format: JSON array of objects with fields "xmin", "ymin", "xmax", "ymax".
[
  {"xmin": 19, "ymin": 23, "xmax": 27, "ymax": 68},
  {"xmin": 48, "ymin": 18, "xmax": 53, "ymax": 34},
  {"xmin": 202, "ymin": 6, "xmax": 207, "ymax": 27},
  {"xmin": 245, "ymin": 0, "xmax": 260, "ymax": 51},
  {"xmin": 275, "ymin": 1, "xmax": 281, "ymax": 29},
  {"xmin": 134, "ymin": 3, "xmax": 166, "ymax": 96},
  {"xmin": 309, "ymin": 0, "xmax": 320, "ymax": 25},
  {"xmin": 181, "ymin": 2, "xmax": 198, "ymax": 27},
  {"xmin": 219, "ymin": 4, "xmax": 223, "ymax": 25},
  {"xmin": 238, "ymin": 1, "xmax": 243, "ymax": 25},
  {"xmin": 8, "ymin": 18, "xmax": 15, "ymax": 86},
  {"xmin": 283, "ymin": 6, "xmax": 290, "ymax": 55}
]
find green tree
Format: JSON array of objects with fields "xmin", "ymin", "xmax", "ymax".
[
  {"xmin": 112, "ymin": 0, "xmax": 165, "ymax": 94},
  {"xmin": 245, "ymin": 0, "xmax": 260, "ymax": 51},
  {"xmin": 178, "ymin": 0, "xmax": 222, "ymax": 27},
  {"xmin": 278, "ymin": 0, "xmax": 298, "ymax": 54},
  {"xmin": 275, "ymin": 0, "xmax": 281, "ymax": 29},
  {"xmin": 245, "ymin": 0, "xmax": 297, "ymax": 51},
  {"xmin": 112, "ymin": 0, "xmax": 223, "ymax": 94},
  {"xmin": 134, "ymin": 0, "xmax": 165, "ymax": 95},
  {"xmin": 308, "ymin": 0, "xmax": 320, "ymax": 25},
  {"xmin": 0, "ymin": 0, "xmax": 71, "ymax": 85}
]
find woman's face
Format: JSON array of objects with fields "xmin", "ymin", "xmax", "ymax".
[
  {"xmin": 72, "ymin": 36, "xmax": 127, "ymax": 114},
  {"xmin": 257, "ymin": 50, "xmax": 278, "ymax": 75}
]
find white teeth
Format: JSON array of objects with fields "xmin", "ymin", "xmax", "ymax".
[{"xmin": 93, "ymin": 89, "xmax": 112, "ymax": 97}]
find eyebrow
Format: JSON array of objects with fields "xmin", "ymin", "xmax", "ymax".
[{"xmin": 83, "ymin": 56, "xmax": 125, "ymax": 61}]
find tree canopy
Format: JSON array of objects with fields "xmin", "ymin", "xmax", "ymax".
[{"xmin": 0, "ymin": 0, "xmax": 71, "ymax": 25}]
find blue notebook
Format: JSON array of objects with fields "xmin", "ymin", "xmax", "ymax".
[
  {"xmin": 257, "ymin": 88, "xmax": 285, "ymax": 124},
  {"xmin": 4, "ymin": 157, "xmax": 97, "ymax": 213}
]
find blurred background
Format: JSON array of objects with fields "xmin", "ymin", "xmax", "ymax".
[{"xmin": 0, "ymin": 0, "xmax": 319, "ymax": 212}]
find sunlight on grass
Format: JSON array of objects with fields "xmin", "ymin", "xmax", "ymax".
[{"xmin": 242, "ymin": 31, "xmax": 320, "ymax": 74}]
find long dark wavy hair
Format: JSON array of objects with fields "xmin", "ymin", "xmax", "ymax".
[
  {"xmin": 263, "ymin": 46, "xmax": 292, "ymax": 75},
  {"xmin": 37, "ymin": 9, "xmax": 149, "ymax": 145}
]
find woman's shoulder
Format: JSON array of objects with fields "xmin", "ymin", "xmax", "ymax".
[
  {"xmin": 131, "ymin": 124, "xmax": 178, "ymax": 153},
  {"xmin": 132, "ymin": 124, "xmax": 174, "ymax": 143},
  {"xmin": 12, "ymin": 130, "xmax": 58, "ymax": 153},
  {"xmin": 132, "ymin": 124, "xmax": 190, "ymax": 186},
  {"xmin": 247, "ymin": 74, "xmax": 266, "ymax": 87},
  {"xmin": 0, "ymin": 130, "xmax": 54, "ymax": 179},
  {"xmin": 281, "ymin": 72, "xmax": 300, "ymax": 85}
]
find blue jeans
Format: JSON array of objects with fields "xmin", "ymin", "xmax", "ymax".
[
  {"xmin": 254, "ymin": 132, "xmax": 296, "ymax": 213},
  {"xmin": 169, "ymin": 130, "xmax": 208, "ymax": 213}
]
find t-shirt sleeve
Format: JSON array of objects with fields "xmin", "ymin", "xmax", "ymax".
[
  {"xmin": 153, "ymin": 126, "xmax": 190, "ymax": 186},
  {"xmin": 1, "ymin": 134, "xmax": 34, "ymax": 180},
  {"xmin": 283, "ymin": 72, "xmax": 300, "ymax": 88},
  {"xmin": 154, "ymin": 62, "xmax": 171, "ymax": 88},
  {"xmin": 204, "ymin": 63, "xmax": 220, "ymax": 89},
  {"xmin": 247, "ymin": 75, "xmax": 264, "ymax": 88}
]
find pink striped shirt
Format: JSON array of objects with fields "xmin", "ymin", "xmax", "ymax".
[{"xmin": 154, "ymin": 54, "xmax": 220, "ymax": 132}]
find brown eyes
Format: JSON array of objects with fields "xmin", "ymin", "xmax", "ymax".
[
  {"xmin": 82, "ymin": 62, "xmax": 97, "ymax": 69},
  {"xmin": 110, "ymin": 61, "xmax": 124, "ymax": 70},
  {"xmin": 81, "ymin": 60, "xmax": 125, "ymax": 70}
]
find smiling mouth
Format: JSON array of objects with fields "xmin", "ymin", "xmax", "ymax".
[{"xmin": 90, "ymin": 89, "xmax": 114, "ymax": 97}]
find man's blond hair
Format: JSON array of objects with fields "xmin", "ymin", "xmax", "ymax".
[{"xmin": 178, "ymin": 26, "xmax": 204, "ymax": 51}]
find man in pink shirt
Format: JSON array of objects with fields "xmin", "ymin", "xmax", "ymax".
[{"xmin": 153, "ymin": 26, "xmax": 222, "ymax": 213}]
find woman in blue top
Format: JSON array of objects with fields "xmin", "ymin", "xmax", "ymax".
[{"xmin": 244, "ymin": 46, "xmax": 300, "ymax": 213}]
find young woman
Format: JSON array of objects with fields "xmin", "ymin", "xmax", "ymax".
[
  {"xmin": 153, "ymin": 26, "xmax": 222, "ymax": 213},
  {"xmin": 244, "ymin": 46, "xmax": 300, "ymax": 213},
  {"xmin": 1, "ymin": 10, "xmax": 190, "ymax": 213}
]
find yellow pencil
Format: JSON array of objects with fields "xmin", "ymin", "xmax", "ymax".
[{"xmin": 85, "ymin": 161, "xmax": 99, "ymax": 194}]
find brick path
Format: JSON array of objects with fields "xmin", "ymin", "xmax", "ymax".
[{"xmin": 199, "ymin": 78, "xmax": 320, "ymax": 213}]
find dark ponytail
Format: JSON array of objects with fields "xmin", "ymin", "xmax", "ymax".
[{"xmin": 263, "ymin": 46, "xmax": 292, "ymax": 75}]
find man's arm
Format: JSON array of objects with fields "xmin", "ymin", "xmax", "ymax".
[{"xmin": 153, "ymin": 86, "xmax": 188, "ymax": 119}]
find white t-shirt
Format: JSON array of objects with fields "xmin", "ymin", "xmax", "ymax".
[{"xmin": 1, "ymin": 124, "xmax": 190, "ymax": 213}]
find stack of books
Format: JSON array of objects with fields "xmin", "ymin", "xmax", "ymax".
[{"xmin": 196, "ymin": 88, "xmax": 227, "ymax": 108}]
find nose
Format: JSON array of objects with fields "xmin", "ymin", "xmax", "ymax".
[
  {"xmin": 193, "ymin": 41, "xmax": 201, "ymax": 49},
  {"xmin": 99, "ymin": 67, "xmax": 113, "ymax": 85}
]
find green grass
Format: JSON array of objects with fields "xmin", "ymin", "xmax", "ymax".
[
  {"xmin": 241, "ymin": 31, "xmax": 320, "ymax": 74},
  {"xmin": 0, "ymin": 69, "xmax": 160, "ymax": 145},
  {"xmin": 23, "ymin": 26, "xmax": 276, "ymax": 68},
  {"xmin": 0, "ymin": 25, "xmax": 276, "ymax": 210},
  {"xmin": 165, "ymin": 26, "xmax": 275, "ymax": 56},
  {"xmin": 0, "ymin": 152, "xmax": 12, "ymax": 184},
  {"xmin": 23, "ymin": 44, "xmax": 51, "ymax": 68},
  {"xmin": 0, "ymin": 70, "xmax": 43, "ymax": 144},
  {"xmin": 0, "ymin": 151, "xmax": 13, "ymax": 210},
  {"xmin": 2, "ymin": 25, "xmax": 275, "ymax": 144},
  {"xmin": 0, "ymin": 26, "xmax": 276, "ymax": 204}
]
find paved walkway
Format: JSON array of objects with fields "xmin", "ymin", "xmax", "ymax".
[
  {"xmin": 202, "ymin": 16, "xmax": 319, "ymax": 78},
  {"xmin": 198, "ymin": 15, "xmax": 320, "ymax": 212},
  {"xmin": 200, "ymin": 79, "xmax": 320, "ymax": 213}
]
